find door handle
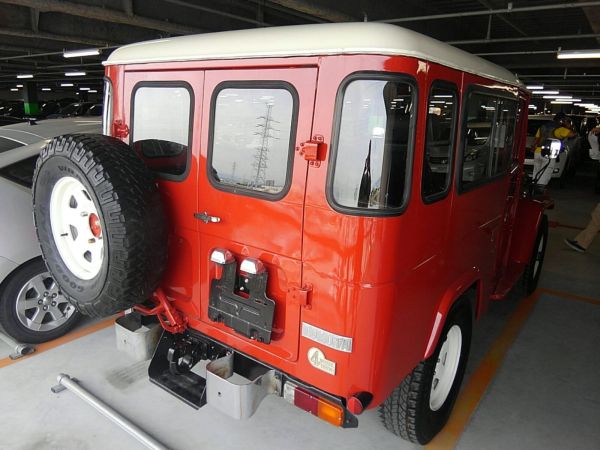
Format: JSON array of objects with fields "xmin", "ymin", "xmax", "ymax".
[{"xmin": 194, "ymin": 211, "xmax": 221, "ymax": 223}]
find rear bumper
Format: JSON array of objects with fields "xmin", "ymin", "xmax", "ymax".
[{"xmin": 148, "ymin": 328, "xmax": 359, "ymax": 428}]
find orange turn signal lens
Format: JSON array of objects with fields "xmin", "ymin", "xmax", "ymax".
[{"xmin": 317, "ymin": 398, "xmax": 344, "ymax": 427}]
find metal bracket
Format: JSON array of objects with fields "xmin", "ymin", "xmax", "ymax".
[
  {"xmin": 134, "ymin": 288, "xmax": 187, "ymax": 334},
  {"xmin": 287, "ymin": 284, "xmax": 312, "ymax": 309},
  {"xmin": 0, "ymin": 331, "xmax": 36, "ymax": 360},
  {"xmin": 298, "ymin": 135, "xmax": 326, "ymax": 168}
]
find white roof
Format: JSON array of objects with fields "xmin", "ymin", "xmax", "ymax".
[{"xmin": 105, "ymin": 23, "xmax": 522, "ymax": 87}]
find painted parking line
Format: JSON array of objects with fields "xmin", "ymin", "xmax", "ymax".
[
  {"xmin": 0, "ymin": 317, "xmax": 115, "ymax": 369},
  {"xmin": 538, "ymin": 287, "xmax": 600, "ymax": 307},
  {"xmin": 425, "ymin": 291, "xmax": 541, "ymax": 450}
]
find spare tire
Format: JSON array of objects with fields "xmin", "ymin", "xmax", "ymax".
[{"xmin": 33, "ymin": 134, "xmax": 167, "ymax": 317}]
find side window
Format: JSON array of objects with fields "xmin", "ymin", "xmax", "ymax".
[
  {"xmin": 422, "ymin": 84, "xmax": 458, "ymax": 201},
  {"xmin": 209, "ymin": 85, "xmax": 296, "ymax": 198},
  {"xmin": 132, "ymin": 84, "xmax": 192, "ymax": 179},
  {"xmin": 491, "ymin": 99, "xmax": 517, "ymax": 176},
  {"xmin": 330, "ymin": 77, "xmax": 415, "ymax": 213},
  {"xmin": 460, "ymin": 93, "xmax": 497, "ymax": 187}
]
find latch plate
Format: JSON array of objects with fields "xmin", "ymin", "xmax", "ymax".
[
  {"xmin": 298, "ymin": 135, "xmax": 326, "ymax": 167},
  {"xmin": 287, "ymin": 284, "xmax": 312, "ymax": 309}
]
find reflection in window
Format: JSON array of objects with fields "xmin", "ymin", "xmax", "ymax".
[
  {"xmin": 210, "ymin": 87, "xmax": 294, "ymax": 196},
  {"xmin": 132, "ymin": 85, "xmax": 191, "ymax": 177},
  {"xmin": 332, "ymin": 79, "xmax": 414, "ymax": 211},
  {"xmin": 461, "ymin": 94, "xmax": 496, "ymax": 185},
  {"xmin": 423, "ymin": 85, "xmax": 457, "ymax": 199},
  {"xmin": 491, "ymin": 100, "xmax": 517, "ymax": 176}
]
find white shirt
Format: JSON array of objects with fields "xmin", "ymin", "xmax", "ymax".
[{"xmin": 589, "ymin": 130, "xmax": 600, "ymax": 161}]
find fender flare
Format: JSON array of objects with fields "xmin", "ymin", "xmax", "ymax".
[{"xmin": 422, "ymin": 268, "xmax": 480, "ymax": 360}]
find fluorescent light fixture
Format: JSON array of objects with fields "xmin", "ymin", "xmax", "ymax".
[
  {"xmin": 16, "ymin": 74, "xmax": 33, "ymax": 79},
  {"xmin": 88, "ymin": 89, "xmax": 98, "ymax": 93},
  {"xmin": 10, "ymin": 88, "xmax": 18, "ymax": 91},
  {"xmin": 63, "ymin": 48, "xmax": 100, "ymax": 58},
  {"xmin": 16, "ymin": 84, "xmax": 23, "ymax": 88},
  {"xmin": 551, "ymin": 100, "xmax": 574, "ymax": 104},
  {"xmin": 42, "ymin": 88, "xmax": 51, "ymax": 91},
  {"xmin": 430, "ymin": 100, "xmax": 446, "ymax": 104},
  {"xmin": 528, "ymin": 105, "xmax": 538, "ymax": 109},
  {"xmin": 79, "ymin": 87, "xmax": 90, "ymax": 91},
  {"xmin": 557, "ymin": 49, "xmax": 600, "ymax": 59},
  {"xmin": 433, "ymin": 94, "xmax": 453, "ymax": 98},
  {"xmin": 526, "ymin": 85, "xmax": 544, "ymax": 90},
  {"xmin": 65, "ymin": 71, "xmax": 86, "ymax": 77},
  {"xmin": 543, "ymin": 95, "xmax": 572, "ymax": 99},
  {"xmin": 61, "ymin": 83, "xmax": 74, "ymax": 87},
  {"xmin": 532, "ymin": 90, "xmax": 558, "ymax": 95}
]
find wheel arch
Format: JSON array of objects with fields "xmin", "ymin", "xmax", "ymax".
[{"xmin": 423, "ymin": 272, "xmax": 478, "ymax": 360}]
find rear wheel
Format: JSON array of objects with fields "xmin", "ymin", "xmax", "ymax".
[
  {"xmin": 522, "ymin": 214, "xmax": 548, "ymax": 295},
  {"xmin": 0, "ymin": 257, "xmax": 81, "ymax": 343},
  {"xmin": 379, "ymin": 300, "xmax": 472, "ymax": 444},
  {"xmin": 33, "ymin": 134, "xmax": 167, "ymax": 317}
]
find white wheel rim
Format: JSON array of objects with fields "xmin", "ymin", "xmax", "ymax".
[
  {"xmin": 49, "ymin": 176, "xmax": 104, "ymax": 280},
  {"xmin": 430, "ymin": 324, "xmax": 462, "ymax": 411},
  {"xmin": 533, "ymin": 233, "xmax": 545, "ymax": 278}
]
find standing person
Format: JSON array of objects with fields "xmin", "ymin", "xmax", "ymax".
[
  {"xmin": 586, "ymin": 117, "xmax": 600, "ymax": 193},
  {"xmin": 532, "ymin": 112, "xmax": 576, "ymax": 186},
  {"xmin": 564, "ymin": 202, "xmax": 600, "ymax": 252}
]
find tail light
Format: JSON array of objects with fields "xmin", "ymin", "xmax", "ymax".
[{"xmin": 283, "ymin": 381, "xmax": 344, "ymax": 427}]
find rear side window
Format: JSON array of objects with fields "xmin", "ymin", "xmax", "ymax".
[
  {"xmin": 422, "ymin": 84, "xmax": 458, "ymax": 201},
  {"xmin": 132, "ymin": 83, "xmax": 192, "ymax": 179},
  {"xmin": 0, "ymin": 155, "xmax": 37, "ymax": 188},
  {"xmin": 208, "ymin": 84, "xmax": 297, "ymax": 199},
  {"xmin": 460, "ymin": 92, "xmax": 518, "ymax": 189},
  {"xmin": 329, "ymin": 76, "xmax": 416, "ymax": 214}
]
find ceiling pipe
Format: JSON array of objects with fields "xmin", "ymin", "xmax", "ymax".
[
  {"xmin": 266, "ymin": 0, "xmax": 356, "ymax": 22},
  {"xmin": 0, "ymin": 0, "xmax": 204, "ymax": 35},
  {"xmin": 448, "ymin": 33, "xmax": 600, "ymax": 45},
  {"xmin": 0, "ymin": 27, "xmax": 116, "ymax": 46},
  {"xmin": 476, "ymin": 50, "xmax": 557, "ymax": 56},
  {"xmin": 381, "ymin": 1, "xmax": 600, "ymax": 23},
  {"xmin": 0, "ymin": 46, "xmax": 117, "ymax": 62},
  {"xmin": 163, "ymin": 0, "xmax": 271, "ymax": 27}
]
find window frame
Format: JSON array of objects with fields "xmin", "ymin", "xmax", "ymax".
[
  {"xmin": 206, "ymin": 80, "xmax": 299, "ymax": 201},
  {"xmin": 130, "ymin": 80, "xmax": 194, "ymax": 182},
  {"xmin": 325, "ymin": 71, "xmax": 419, "ymax": 217},
  {"xmin": 422, "ymin": 80, "xmax": 459, "ymax": 205},
  {"xmin": 102, "ymin": 76, "xmax": 113, "ymax": 136},
  {"xmin": 457, "ymin": 85, "xmax": 519, "ymax": 194}
]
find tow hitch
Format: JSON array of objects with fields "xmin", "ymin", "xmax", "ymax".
[{"xmin": 148, "ymin": 331, "xmax": 281, "ymax": 417}]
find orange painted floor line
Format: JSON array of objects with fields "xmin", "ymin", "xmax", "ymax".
[
  {"xmin": 425, "ymin": 290, "xmax": 541, "ymax": 450},
  {"xmin": 0, "ymin": 317, "xmax": 115, "ymax": 369},
  {"xmin": 538, "ymin": 287, "xmax": 600, "ymax": 307}
]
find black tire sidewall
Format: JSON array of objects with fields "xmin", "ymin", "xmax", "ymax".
[
  {"xmin": 523, "ymin": 214, "xmax": 548, "ymax": 295},
  {"xmin": 34, "ymin": 155, "xmax": 109, "ymax": 301},
  {"xmin": 416, "ymin": 301, "xmax": 472, "ymax": 443},
  {"xmin": 0, "ymin": 257, "xmax": 81, "ymax": 343}
]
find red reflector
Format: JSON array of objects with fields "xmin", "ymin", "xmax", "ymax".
[
  {"xmin": 347, "ymin": 396, "xmax": 363, "ymax": 415},
  {"xmin": 293, "ymin": 387, "xmax": 318, "ymax": 415}
]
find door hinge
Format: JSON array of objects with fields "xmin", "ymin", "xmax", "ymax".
[
  {"xmin": 297, "ymin": 135, "xmax": 326, "ymax": 168},
  {"xmin": 287, "ymin": 284, "xmax": 313, "ymax": 309},
  {"xmin": 112, "ymin": 120, "xmax": 129, "ymax": 139}
]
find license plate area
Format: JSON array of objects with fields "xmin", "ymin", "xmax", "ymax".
[{"xmin": 208, "ymin": 260, "xmax": 276, "ymax": 344}]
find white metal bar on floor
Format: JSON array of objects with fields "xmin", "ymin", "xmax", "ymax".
[
  {"xmin": 52, "ymin": 373, "xmax": 168, "ymax": 450},
  {"xmin": 0, "ymin": 331, "xmax": 35, "ymax": 359}
]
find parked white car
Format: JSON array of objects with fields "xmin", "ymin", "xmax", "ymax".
[{"xmin": 0, "ymin": 118, "xmax": 101, "ymax": 342}]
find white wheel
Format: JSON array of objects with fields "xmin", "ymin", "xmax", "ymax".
[
  {"xmin": 49, "ymin": 176, "xmax": 104, "ymax": 280},
  {"xmin": 429, "ymin": 324, "xmax": 462, "ymax": 411}
]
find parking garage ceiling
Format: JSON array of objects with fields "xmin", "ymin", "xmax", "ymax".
[{"xmin": 0, "ymin": 0, "xmax": 599, "ymax": 107}]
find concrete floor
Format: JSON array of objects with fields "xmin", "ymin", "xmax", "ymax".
[{"xmin": 0, "ymin": 165, "xmax": 599, "ymax": 450}]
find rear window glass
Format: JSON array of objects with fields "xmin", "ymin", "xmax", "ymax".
[
  {"xmin": 0, "ymin": 155, "xmax": 37, "ymax": 188},
  {"xmin": 0, "ymin": 137, "xmax": 23, "ymax": 154},
  {"xmin": 330, "ymin": 77, "xmax": 415, "ymax": 213},
  {"xmin": 209, "ymin": 85, "xmax": 296, "ymax": 198},
  {"xmin": 132, "ymin": 84, "xmax": 192, "ymax": 178}
]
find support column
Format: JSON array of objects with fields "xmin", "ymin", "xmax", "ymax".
[{"xmin": 23, "ymin": 81, "xmax": 40, "ymax": 116}]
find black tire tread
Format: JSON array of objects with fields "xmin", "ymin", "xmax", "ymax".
[
  {"xmin": 521, "ymin": 214, "xmax": 548, "ymax": 295},
  {"xmin": 33, "ymin": 134, "xmax": 167, "ymax": 317}
]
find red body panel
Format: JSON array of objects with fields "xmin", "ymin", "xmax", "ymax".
[{"xmin": 105, "ymin": 52, "xmax": 536, "ymax": 409}]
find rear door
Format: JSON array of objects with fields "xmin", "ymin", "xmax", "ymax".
[{"xmin": 197, "ymin": 68, "xmax": 318, "ymax": 362}]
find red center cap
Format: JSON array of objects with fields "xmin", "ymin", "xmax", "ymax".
[{"xmin": 89, "ymin": 213, "xmax": 102, "ymax": 238}]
